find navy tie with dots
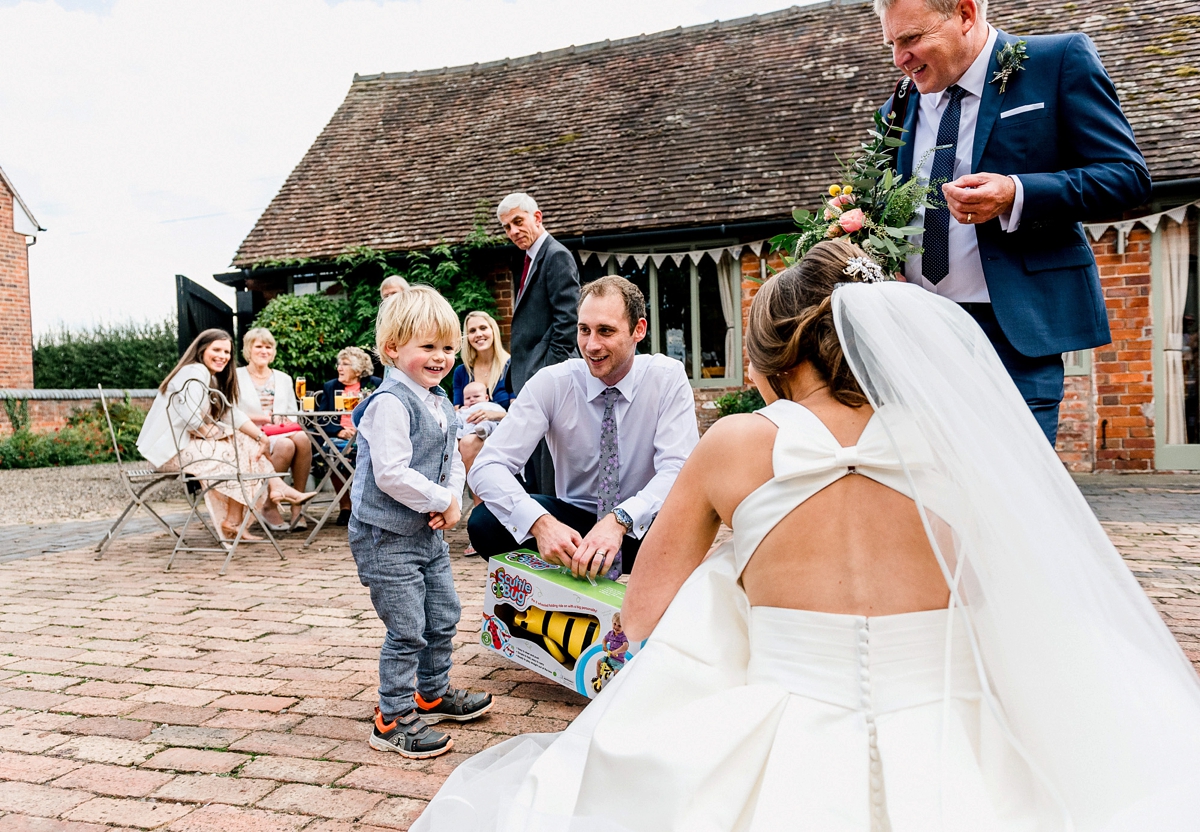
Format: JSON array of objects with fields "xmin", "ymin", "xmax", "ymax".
[{"xmin": 922, "ymin": 84, "xmax": 966, "ymax": 286}]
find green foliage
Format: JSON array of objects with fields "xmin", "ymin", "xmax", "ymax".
[
  {"xmin": 771, "ymin": 111, "xmax": 937, "ymax": 277},
  {"xmin": 2, "ymin": 398, "xmax": 29, "ymax": 432},
  {"xmin": 0, "ymin": 395, "xmax": 148, "ymax": 469},
  {"xmin": 250, "ymin": 293, "xmax": 362, "ymax": 384},
  {"xmin": 251, "ymin": 217, "xmax": 504, "ymax": 382},
  {"xmin": 33, "ymin": 319, "xmax": 178, "ymax": 389},
  {"xmin": 714, "ymin": 387, "xmax": 766, "ymax": 418}
]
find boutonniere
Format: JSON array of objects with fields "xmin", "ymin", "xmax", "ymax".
[{"xmin": 990, "ymin": 39, "xmax": 1028, "ymax": 94}]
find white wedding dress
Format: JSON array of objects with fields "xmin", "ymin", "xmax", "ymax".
[{"xmin": 415, "ymin": 283, "xmax": 1200, "ymax": 832}]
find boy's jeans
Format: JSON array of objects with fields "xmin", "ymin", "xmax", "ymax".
[{"xmin": 348, "ymin": 517, "xmax": 461, "ymax": 717}]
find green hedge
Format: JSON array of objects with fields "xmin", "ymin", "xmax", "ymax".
[
  {"xmin": 0, "ymin": 395, "xmax": 147, "ymax": 469},
  {"xmin": 34, "ymin": 319, "xmax": 178, "ymax": 389},
  {"xmin": 714, "ymin": 387, "xmax": 765, "ymax": 417}
]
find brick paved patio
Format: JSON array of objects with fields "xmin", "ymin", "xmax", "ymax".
[{"xmin": 0, "ymin": 486, "xmax": 1197, "ymax": 830}]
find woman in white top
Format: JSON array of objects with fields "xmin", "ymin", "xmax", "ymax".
[
  {"xmin": 235, "ymin": 327, "xmax": 312, "ymax": 531},
  {"xmin": 137, "ymin": 329, "xmax": 314, "ymax": 540}
]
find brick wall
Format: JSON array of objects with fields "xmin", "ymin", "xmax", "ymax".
[
  {"xmin": 0, "ymin": 394, "xmax": 154, "ymax": 437},
  {"xmin": 0, "ymin": 184, "xmax": 34, "ymax": 388}
]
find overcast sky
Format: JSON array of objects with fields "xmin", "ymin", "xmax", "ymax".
[{"xmin": 0, "ymin": 0, "xmax": 810, "ymax": 336}]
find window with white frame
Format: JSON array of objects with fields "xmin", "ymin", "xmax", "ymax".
[{"xmin": 594, "ymin": 253, "xmax": 742, "ymax": 387}]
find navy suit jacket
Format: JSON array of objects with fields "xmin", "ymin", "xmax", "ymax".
[{"xmin": 884, "ymin": 30, "xmax": 1150, "ymax": 357}]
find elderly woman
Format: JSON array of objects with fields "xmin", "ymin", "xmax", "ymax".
[
  {"xmin": 321, "ymin": 346, "xmax": 383, "ymax": 524},
  {"xmin": 452, "ymin": 310, "xmax": 511, "ymax": 476},
  {"xmin": 235, "ymin": 327, "xmax": 313, "ymax": 531},
  {"xmin": 137, "ymin": 329, "xmax": 315, "ymax": 540}
]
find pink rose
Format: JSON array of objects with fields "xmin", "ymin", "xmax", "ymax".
[
  {"xmin": 839, "ymin": 208, "xmax": 865, "ymax": 233},
  {"xmin": 829, "ymin": 194, "xmax": 856, "ymax": 209}
]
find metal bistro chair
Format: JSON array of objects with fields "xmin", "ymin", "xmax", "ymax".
[
  {"xmin": 165, "ymin": 378, "xmax": 285, "ymax": 575},
  {"xmin": 94, "ymin": 386, "xmax": 179, "ymax": 559}
]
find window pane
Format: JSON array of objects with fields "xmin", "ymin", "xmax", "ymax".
[
  {"xmin": 657, "ymin": 261, "xmax": 692, "ymax": 376},
  {"xmin": 697, "ymin": 259, "xmax": 730, "ymax": 378},
  {"xmin": 612, "ymin": 259, "xmax": 652, "ymax": 354}
]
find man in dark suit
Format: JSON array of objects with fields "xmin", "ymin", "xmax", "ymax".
[
  {"xmin": 877, "ymin": 0, "xmax": 1150, "ymax": 443},
  {"xmin": 497, "ymin": 192, "xmax": 580, "ymax": 494}
]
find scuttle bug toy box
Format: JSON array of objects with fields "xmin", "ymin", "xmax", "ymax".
[{"xmin": 482, "ymin": 550, "xmax": 637, "ymax": 698}]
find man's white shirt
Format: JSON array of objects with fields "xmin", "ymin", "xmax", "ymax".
[
  {"xmin": 468, "ymin": 354, "xmax": 699, "ymax": 543},
  {"xmin": 904, "ymin": 25, "xmax": 1024, "ymax": 302},
  {"xmin": 356, "ymin": 371, "xmax": 465, "ymax": 514},
  {"xmin": 514, "ymin": 229, "xmax": 548, "ymax": 308}
]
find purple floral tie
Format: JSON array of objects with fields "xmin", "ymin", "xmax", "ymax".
[{"xmin": 596, "ymin": 387, "xmax": 622, "ymax": 580}]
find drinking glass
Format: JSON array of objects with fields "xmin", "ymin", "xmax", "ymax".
[
  {"xmin": 334, "ymin": 391, "xmax": 345, "ymax": 411},
  {"xmin": 295, "ymin": 377, "xmax": 307, "ymax": 399},
  {"xmin": 302, "ymin": 395, "xmax": 316, "ymax": 412}
]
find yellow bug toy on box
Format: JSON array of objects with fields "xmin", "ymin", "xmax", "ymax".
[{"xmin": 482, "ymin": 550, "xmax": 638, "ymax": 698}]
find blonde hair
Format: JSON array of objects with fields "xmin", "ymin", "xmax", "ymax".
[
  {"xmin": 376, "ymin": 284, "xmax": 461, "ymax": 367},
  {"xmin": 336, "ymin": 346, "xmax": 375, "ymax": 378},
  {"xmin": 241, "ymin": 327, "xmax": 276, "ymax": 362},
  {"xmin": 461, "ymin": 310, "xmax": 510, "ymax": 396}
]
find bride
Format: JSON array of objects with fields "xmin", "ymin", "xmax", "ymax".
[{"xmin": 415, "ymin": 240, "xmax": 1200, "ymax": 831}]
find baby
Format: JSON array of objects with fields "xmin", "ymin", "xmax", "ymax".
[{"xmin": 455, "ymin": 381, "xmax": 506, "ymax": 440}]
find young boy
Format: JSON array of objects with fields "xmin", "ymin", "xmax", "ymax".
[
  {"xmin": 349, "ymin": 286, "xmax": 492, "ymax": 758},
  {"xmin": 455, "ymin": 380, "xmax": 507, "ymax": 440}
]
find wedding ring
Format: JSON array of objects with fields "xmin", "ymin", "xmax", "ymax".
[
  {"xmin": 967, "ymin": 213, "xmax": 973, "ymax": 223},
  {"xmin": 596, "ymin": 550, "xmax": 607, "ymax": 559}
]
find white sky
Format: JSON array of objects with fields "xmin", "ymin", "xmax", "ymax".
[{"xmin": 0, "ymin": 0, "xmax": 806, "ymax": 336}]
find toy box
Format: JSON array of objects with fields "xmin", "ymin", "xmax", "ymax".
[{"xmin": 482, "ymin": 550, "xmax": 638, "ymax": 698}]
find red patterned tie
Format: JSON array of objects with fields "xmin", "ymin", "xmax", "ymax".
[{"xmin": 518, "ymin": 254, "xmax": 532, "ymax": 296}]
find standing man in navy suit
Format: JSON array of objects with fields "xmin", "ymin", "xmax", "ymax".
[
  {"xmin": 497, "ymin": 192, "xmax": 580, "ymax": 494},
  {"xmin": 877, "ymin": 0, "xmax": 1150, "ymax": 443}
]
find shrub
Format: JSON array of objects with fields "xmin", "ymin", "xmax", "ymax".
[
  {"xmin": 0, "ymin": 425, "xmax": 110, "ymax": 469},
  {"xmin": 66, "ymin": 396, "xmax": 148, "ymax": 462},
  {"xmin": 714, "ymin": 387, "xmax": 765, "ymax": 418},
  {"xmin": 249, "ymin": 293, "xmax": 362, "ymax": 384},
  {"xmin": 34, "ymin": 319, "xmax": 178, "ymax": 389}
]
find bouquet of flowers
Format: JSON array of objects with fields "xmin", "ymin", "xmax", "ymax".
[{"xmin": 771, "ymin": 112, "xmax": 938, "ymax": 277}]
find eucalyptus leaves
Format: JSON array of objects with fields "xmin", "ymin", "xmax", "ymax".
[
  {"xmin": 771, "ymin": 111, "xmax": 937, "ymax": 277},
  {"xmin": 991, "ymin": 40, "xmax": 1029, "ymax": 94}
]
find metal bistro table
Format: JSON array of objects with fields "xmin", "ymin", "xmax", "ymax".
[{"xmin": 278, "ymin": 410, "xmax": 359, "ymax": 547}]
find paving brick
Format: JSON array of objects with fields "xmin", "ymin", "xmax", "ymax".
[
  {"xmin": 0, "ymin": 749, "xmax": 81, "ymax": 783},
  {"xmin": 51, "ymin": 762, "xmax": 174, "ymax": 797},
  {"xmin": 358, "ymin": 796, "xmax": 428, "ymax": 830},
  {"xmin": 6, "ymin": 673, "xmax": 83, "ymax": 692},
  {"xmin": 53, "ymin": 696, "xmax": 142, "ymax": 717},
  {"xmin": 257, "ymin": 782, "xmax": 385, "ymax": 819},
  {"xmin": 292, "ymin": 716, "xmax": 367, "ymax": 742},
  {"xmin": 62, "ymin": 716, "xmax": 153, "ymax": 741},
  {"xmin": 304, "ymin": 821, "xmax": 397, "ymax": 832},
  {"xmin": 201, "ymin": 710, "xmax": 304, "ymax": 732},
  {"xmin": 0, "ymin": 781, "xmax": 93, "ymax": 817},
  {"xmin": 292, "ymin": 698, "xmax": 373, "ymax": 719},
  {"xmin": 146, "ymin": 724, "xmax": 246, "ymax": 749},
  {"xmin": 0, "ymin": 726, "xmax": 70, "ymax": 753},
  {"xmin": 65, "ymin": 681, "xmax": 149, "ymax": 699},
  {"xmin": 166, "ymin": 802, "xmax": 311, "ymax": 832},
  {"xmin": 129, "ymin": 686, "xmax": 221, "ymax": 708},
  {"xmin": 0, "ymin": 689, "xmax": 70, "ymax": 710},
  {"xmin": 125, "ymin": 704, "xmax": 219, "ymax": 726},
  {"xmin": 151, "ymin": 773, "xmax": 279, "ymax": 805},
  {"xmin": 0, "ymin": 817, "xmax": 109, "ymax": 832},
  {"xmin": 208, "ymin": 694, "xmax": 297, "ymax": 712},
  {"xmin": 57, "ymin": 735, "xmax": 159, "ymax": 765},
  {"xmin": 141, "ymin": 747, "xmax": 249, "ymax": 774},
  {"xmin": 64, "ymin": 796, "xmax": 195, "ymax": 828},
  {"xmin": 229, "ymin": 730, "xmax": 340, "ymax": 759},
  {"xmin": 336, "ymin": 765, "xmax": 445, "ymax": 800},
  {"xmin": 239, "ymin": 755, "xmax": 354, "ymax": 785}
]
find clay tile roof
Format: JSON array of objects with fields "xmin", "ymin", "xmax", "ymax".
[{"xmin": 232, "ymin": 0, "xmax": 1200, "ymax": 267}]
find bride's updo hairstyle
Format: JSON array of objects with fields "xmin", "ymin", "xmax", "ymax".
[{"xmin": 747, "ymin": 238, "xmax": 870, "ymax": 407}]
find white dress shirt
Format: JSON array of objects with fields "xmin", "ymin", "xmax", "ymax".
[
  {"xmin": 468, "ymin": 354, "xmax": 699, "ymax": 543},
  {"xmin": 356, "ymin": 371, "xmax": 465, "ymax": 514},
  {"xmin": 515, "ymin": 230, "xmax": 549, "ymax": 307},
  {"xmin": 905, "ymin": 26, "xmax": 1024, "ymax": 302}
]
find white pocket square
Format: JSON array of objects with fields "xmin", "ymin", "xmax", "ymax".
[{"xmin": 1001, "ymin": 102, "xmax": 1045, "ymax": 118}]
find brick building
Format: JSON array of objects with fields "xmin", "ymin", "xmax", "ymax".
[
  {"xmin": 219, "ymin": 0, "xmax": 1200, "ymax": 470},
  {"xmin": 0, "ymin": 165, "xmax": 41, "ymax": 389}
]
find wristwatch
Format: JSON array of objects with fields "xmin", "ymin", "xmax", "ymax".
[{"xmin": 611, "ymin": 507, "xmax": 634, "ymax": 535}]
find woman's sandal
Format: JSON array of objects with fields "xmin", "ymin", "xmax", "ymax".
[{"xmin": 278, "ymin": 489, "xmax": 319, "ymax": 506}]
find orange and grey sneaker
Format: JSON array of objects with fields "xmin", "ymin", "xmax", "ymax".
[
  {"xmin": 415, "ymin": 688, "xmax": 493, "ymax": 725},
  {"xmin": 369, "ymin": 707, "xmax": 452, "ymax": 758}
]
